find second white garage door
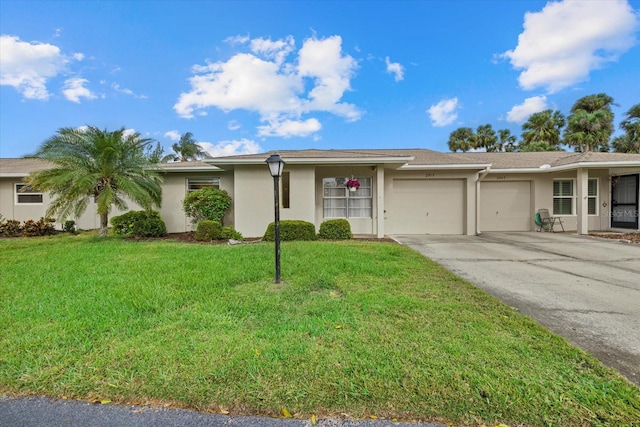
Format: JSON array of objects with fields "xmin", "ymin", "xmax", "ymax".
[
  {"xmin": 480, "ymin": 181, "xmax": 531, "ymax": 232},
  {"xmin": 386, "ymin": 179, "xmax": 465, "ymax": 234}
]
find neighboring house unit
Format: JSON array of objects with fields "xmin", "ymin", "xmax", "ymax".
[{"xmin": 2, "ymin": 149, "xmax": 640, "ymax": 237}]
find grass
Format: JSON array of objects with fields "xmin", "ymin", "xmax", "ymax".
[{"xmin": 1, "ymin": 233, "xmax": 639, "ymax": 426}]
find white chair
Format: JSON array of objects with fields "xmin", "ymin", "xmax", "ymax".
[{"xmin": 536, "ymin": 209, "xmax": 564, "ymax": 232}]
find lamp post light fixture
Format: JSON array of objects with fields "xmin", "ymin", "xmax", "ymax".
[{"xmin": 265, "ymin": 153, "xmax": 286, "ymax": 284}]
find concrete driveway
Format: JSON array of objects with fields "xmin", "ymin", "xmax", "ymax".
[{"xmin": 393, "ymin": 232, "xmax": 640, "ymax": 385}]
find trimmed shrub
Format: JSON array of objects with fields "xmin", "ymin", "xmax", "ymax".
[
  {"xmin": 221, "ymin": 226, "xmax": 243, "ymax": 241},
  {"xmin": 0, "ymin": 219, "xmax": 22, "ymax": 237},
  {"xmin": 22, "ymin": 217, "xmax": 56, "ymax": 237},
  {"xmin": 111, "ymin": 210, "xmax": 167, "ymax": 237},
  {"xmin": 318, "ymin": 219, "xmax": 353, "ymax": 240},
  {"xmin": 63, "ymin": 220, "xmax": 76, "ymax": 234},
  {"xmin": 132, "ymin": 217, "xmax": 167, "ymax": 237},
  {"xmin": 263, "ymin": 220, "xmax": 317, "ymax": 242},
  {"xmin": 194, "ymin": 220, "xmax": 222, "ymax": 241},
  {"xmin": 183, "ymin": 188, "xmax": 232, "ymax": 225}
]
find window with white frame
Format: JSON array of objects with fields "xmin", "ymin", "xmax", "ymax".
[
  {"xmin": 588, "ymin": 178, "xmax": 598, "ymax": 215},
  {"xmin": 553, "ymin": 180, "xmax": 573, "ymax": 215},
  {"xmin": 15, "ymin": 183, "xmax": 43, "ymax": 204},
  {"xmin": 187, "ymin": 178, "xmax": 219, "ymax": 192},
  {"xmin": 323, "ymin": 177, "xmax": 372, "ymax": 219},
  {"xmin": 553, "ymin": 178, "xmax": 598, "ymax": 215}
]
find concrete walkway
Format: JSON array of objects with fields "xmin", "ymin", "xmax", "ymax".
[{"xmin": 393, "ymin": 232, "xmax": 640, "ymax": 385}]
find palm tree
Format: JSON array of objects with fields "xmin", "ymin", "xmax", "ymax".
[
  {"xmin": 475, "ymin": 124, "xmax": 498, "ymax": 152},
  {"xmin": 564, "ymin": 93, "xmax": 615, "ymax": 152},
  {"xmin": 520, "ymin": 109, "xmax": 565, "ymax": 150},
  {"xmin": 498, "ymin": 129, "xmax": 517, "ymax": 152},
  {"xmin": 565, "ymin": 109, "xmax": 612, "ymax": 152},
  {"xmin": 145, "ymin": 141, "xmax": 165, "ymax": 163},
  {"xmin": 447, "ymin": 127, "xmax": 475, "ymax": 152},
  {"xmin": 25, "ymin": 126, "xmax": 163, "ymax": 236},
  {"xmin": 612, "ymin": 103, "xmax": 640, "ymax": 153},
  {"xmin": 161, "ymin": 132, "xmax": 210, "ymax": 162}
]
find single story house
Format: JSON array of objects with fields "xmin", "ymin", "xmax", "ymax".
[{"xmin": 1, "ymin": 149, "xmax": 639, "ymax": 238}]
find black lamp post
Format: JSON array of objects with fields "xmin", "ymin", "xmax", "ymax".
[{"xmin": 265, "ymin": 153, "xmax": 285, "ymax": 284}]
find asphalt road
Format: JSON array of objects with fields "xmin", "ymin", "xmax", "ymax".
[
  {"xmin": 0, "ymin": 395, "xmax": 447, "ymax": 427},
  {"xmin": 393, "ymin": 231, "xmax": 640, "ymax": 385}
]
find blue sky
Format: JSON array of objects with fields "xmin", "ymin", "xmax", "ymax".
[{"xmin": 1, "ymin": 0, "xmax": 639, "ymax": 158}]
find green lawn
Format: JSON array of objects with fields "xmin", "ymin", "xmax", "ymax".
[{"xmin": 1, "ymin": 233, "xmax": 638, "ymax": 426}]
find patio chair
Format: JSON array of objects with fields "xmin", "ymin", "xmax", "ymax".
[{"xmin": 535, "ymin": 208, "xmax": 564, "ymax": 232}]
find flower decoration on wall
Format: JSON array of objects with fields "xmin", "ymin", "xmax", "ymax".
[{"xmin": 345, "ymin": 177, "xmax": 360, "ymax": 191}]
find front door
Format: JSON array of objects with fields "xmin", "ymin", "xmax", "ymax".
[{"xmin": 611, "ymin": 174, "xmax": 639, "ymax": 229}]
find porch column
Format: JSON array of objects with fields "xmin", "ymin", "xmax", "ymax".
[
  {"xmin": 576, "ymin": 168, "xmax": 589, "ymax": 235},
  {"xmin": 376, "ymin": 165, "xmax": 385, "ymax": 238}
]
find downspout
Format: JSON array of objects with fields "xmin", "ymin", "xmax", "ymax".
[{"xmin": 475, "ymin": 166, "xmax": 491, "ymax": 235}]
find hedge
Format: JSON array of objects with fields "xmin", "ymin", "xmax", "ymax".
[{"xmin": 263, "ymin": 220, "xmax": 317, "ymax": 241}]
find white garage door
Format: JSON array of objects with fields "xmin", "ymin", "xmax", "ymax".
[
  {"xmin": 480, "ymin": 181, "xmax": 531, "ymax": 232},
  {"xmin": 386, "ymin": 179, "xmax": 465, "ymax": 234}
]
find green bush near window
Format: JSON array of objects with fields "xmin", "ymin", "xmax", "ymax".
[
  {"xmin": 263, "ymin": 220, "xmax": 317, "ymax": 241},
  {"xmin": 318, "ymin": 219, "xmax": 353, "ymax": 240},
  {"xmin": 111, "ymin": 210, "xmax": 167, "ymax": 237},
  {"xmin": 183, "ymin": 188, "xmax": 231, "ymax": 225},
  {"xmin": 221, "ymin": 226, "xmax": 243, "ymax": 241},
  {"xmin": 194, "ymin": 220, "xmax": 222, "ymax": 241}
]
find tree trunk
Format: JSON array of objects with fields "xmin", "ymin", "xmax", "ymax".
[{"xmin": 99, "ymin": 213, "xmax": 109, "ymax": 237}]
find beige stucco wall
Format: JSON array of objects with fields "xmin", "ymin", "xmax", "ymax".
[
  {"xmin": 315, "ymin": 166, "xmax": 378, "ymax": 235},
  {"xmin": 383, "ymin": 168, "xmax": 477, "ymax": 235},
  {"xmin": 233, "ymin": 165, "xmax": 316, "ymax": 238},
  {"xmin": 0, "ymin": 177, "xmax": 133, "ymax": 230},
  {"xmin": 4, "ymin": 165, "xmax": 638, "ymax": 237},
  {"xmin": 480, "ymin": 168, "xmax": 618, "ymax": 232},
  {"xmin": 158, "ymin": 171, "xmax": 233, "ymax": 233}
]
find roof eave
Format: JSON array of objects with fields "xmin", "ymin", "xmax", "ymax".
[
  {"xmin": 0, "ymin": 173, "xmax": 30, "ymax": 178},
  {"xmin": 158, "ymin": 166, "xmax": 223, "ymax": 173},
  {"xmin": 399, "ymin": 163, "xmax": 492, "ymax": 170},
  {"xmin": 205, "ymin": 156, "xmax": 415, "ymax": 166}
]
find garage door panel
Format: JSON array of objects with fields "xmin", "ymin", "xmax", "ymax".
[
  {"xmin": 387, "ymin": 179, "xmax": 464, "ymax": 234},
  {"xmin": 480, "ymin": 181, "xmax": 531, "ymax": 232}
]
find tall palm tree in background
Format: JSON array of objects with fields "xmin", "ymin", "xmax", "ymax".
[
  {"xmin": 447, "ymin": 127, "xmax": 475, "ymax": 152},
  {"xmin": 474, "ymin": 124, "xmax": 498, "ymax": 152},
  {"xmin": 611, "ymin": 103, "xmax": 640, "ymax": 154},
  {"xmin": 520, "ymin": 109, "xmax": 565, "ymax": 152},
  {"xmin": 498, "ymin": 129, "xmax": 517, "ymax": 152},
  {"xmin": 25, "ymin": 126, "xmax": 163, "ymax": 236},
  {"xmin": 564, "ymin": 93, "xmax": 615, "ymax": 152},
  {"xmin": 161, "ymin": 132, "xmax": 210, "ymax": 162}
]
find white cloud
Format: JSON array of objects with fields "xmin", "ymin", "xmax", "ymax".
[
  {"xmin": 427, "ymin": 97, "xmax": 459, "ymax": 127},
  {"xmin": 225, "ymin": 34, "xmax": 250, "ymax": 45},
  {"xmin": 257, "ymin": 118, "xmax": 322, "ymax": 138},
  {"xmin": 62, "ymin": 77, "xmax": 96, "ymax": 103},
  {"xmin": 164, "ymin": 130, "xmax": 181, "ymax": 141},
  {"xmin": 0, "ymin": 35, "xmax": 69, "ymax": 100},
  {"xmin": 250, "ymin": 36, "xmax": 295, "ymax": 65},
  {"xmin": 122, "ymin": 128, "xmax": 136, "ymax": 139},
  {"xmin": 112, "ymin": 82, "xmax": 148, "ymax": 99},
  {"xmin": 199, "ymin": 138, "xmax": 261, "ymax": 157},
  {"xmin": 72, "ymin": 53, "xmax": 85, "ymax": 61},
  {"xmin": 227, "ymin": 120, "xmax": 241, "ymax": 131},
  {"xmin": 385, "ymin": 56, "xmax": 404, "ymax": 82},
  {"xmin": 174, "ymin": 35, "xmax": 362, "ymax": 138},
  {"xmin": 502, "ymin": 0, "xmax": 638, "ymax": 93},
  {"xmin": 506, "ymin": 95, "xmax": 548, "ymax": 123}
]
